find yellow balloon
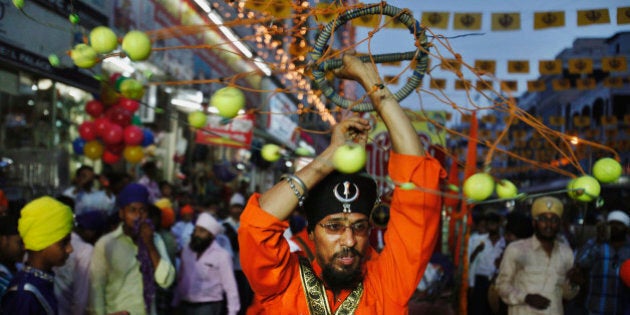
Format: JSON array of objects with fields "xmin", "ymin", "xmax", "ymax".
[
  {"xmin": 123, "ymin": 146, "xmax": 144, "ymax": 164},
  {"xmin": 84, "ymin": 140, "xmax": 104, "ymax": 160}
]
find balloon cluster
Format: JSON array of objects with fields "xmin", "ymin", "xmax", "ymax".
[
  {"xmin": 62, "ymin": 26, "xmax": 152, "ymax": 69},
  {"xmin": 72, "ymin": 73, "xmax": 154, "ymax": 164}
]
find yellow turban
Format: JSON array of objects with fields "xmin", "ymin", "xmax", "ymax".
[
  {"xmin": 19, "ymin": 196, "xmax": 74, "ymax": 251},
  {"xmin": 154, "ymin": 198, "xmax": 172, "ymax": 210},
  {"xmin": 531, "ymin": 196, "xmax": 564, "ymax": 218}
]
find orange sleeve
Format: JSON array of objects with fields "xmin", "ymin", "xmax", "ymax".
[
  {"xmin": 238, "ymin": 193, "xmax": 298, "ymax": 300},
  {"xmin": 370, "ymin": 152, "xmax": 446, "ymax": 306}
]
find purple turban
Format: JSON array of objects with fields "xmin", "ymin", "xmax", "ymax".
[{"xmin": 116, "ymin": 183, "xmax": 149, "ymax": 208}]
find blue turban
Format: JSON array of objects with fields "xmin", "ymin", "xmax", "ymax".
[
  {"xmin": 76, "ymin": 210, "xmax": 107, "ymax": 232},
  {"xmin": 116, "ymin": 183, "xmax": 149, "ymax": 208}
]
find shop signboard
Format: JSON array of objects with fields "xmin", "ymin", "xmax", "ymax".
[
  {"xmin": 266, "ymin": 92, "xmax": 299, "ymax": 149},
  {"xmin": 195, "ymin": 114, "xmax": 255, "ymax": 149}
]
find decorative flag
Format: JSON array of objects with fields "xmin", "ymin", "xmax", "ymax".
[
  {"xmin": 441, "ymin": 58, "xmax": 462, "ymax": 72},
  {"xmin": 552, "ymin": 79, "xmax": 571, "ymax": 91},
  {"xmin": 453, "ymin": 13, "xmax": 482, "ymax": 30},
  {"xmin": 573, "ymin": 116, "xmax": 590, "ymax": 128},
  {"xmin": 618, "ymin": 7, "xmax": 630, "ymax": 24},
  {"xmin": 245, "ymin": 0, "xmax": 292, "ymax": 18},
  {"xmin": 507, "ymin": 60, "xmax": 530, "ymax": 74},
  {"xmin": 382, "ymin": 60, "xmax": 402, "ymax": 67},
  {"xmin": 385, "ymin": 16, "xmax": 408, "ymax": 29},
  {"xmin": 576, "ymin": 78, "xmax": 596, "ymax": 90},
  {"xmin": 500, "ymin": 80, "xmax": 518, "ymax": 92},
  {"xmin": 474, "ymin": 60, "xmax": 496, "ymax": 75},
  {"xmin": 568, "ymin": 58, "xmax": 593, "ymax": 74},
  {"xmin": 422, "ymin": 12, "xmax": 449, "ymax": 29},
  {"xmin": 352, "ymin": 13, "xmax": 380, "ymax": 27},
  {"xmin": 549, "ymin": 116, "xmax": 565, "ymax": 126},
  {"xmin": 601, "ymin": 115, "xmax": 618, "ymax": 126},
  {"xmin": 603, "ymin": 77, "xmax": 624, "ymax": 88},
  {"xmin": 491, "ymin": 12, "xmax": 520, "ymax": 31},
  {"xmin": 534, "ymin": 11, "xmax": 565, "ymax": 29},
  {"xmin": 577, "ymin": 8, "xmax": 610, "ymax": 26},
  {"xmin": 476, "ymin": 80, "xmax": 493, "ymax": 90},
  {"xmin": 455, "ymin": 79, "xmax": 472, "ymax": 90},
  {"xmin": 314, "ymin": 3, "xmax": 338, "ymax": 24},
  {"xmin": 539, "ymin": 60, "xmax": 563, "ymax": 75},
  {"xmin": 602, "ymin": 56, "xmax": 628, "ymax": 72},
  {"xmin": 430, "ymin": 79, "xmax": 446, "ymax": 90},
  {"xmin": 527, "ymin": 80, "xmax": 546, "ymax": 92}
]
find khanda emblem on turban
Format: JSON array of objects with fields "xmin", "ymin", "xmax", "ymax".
[{"xmin": 333, "ymin": 181, "xmax": 360, "ymax": 213}]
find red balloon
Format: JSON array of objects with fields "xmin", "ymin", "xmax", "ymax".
[
  {"xmin": 107, "ymin": 106, "xmax": 132, "ymax": 127},
  {"xmin": 85, "ymin": 100, "xmax": 104, "ymax": 118},
  {"xmin": 123, "ymin": 125, "xmax": 144, "ymax": 146},
  {"xmin": 621, "ymin": 259, "xmax": 630, "ymax": 287},
  {"xmin": 78, "ymin": 121, "xmax": 97, "ymax": 141},
  {"xmin": 102, "ymin": 150, "xmax": 121, "ymax": 164},
  {"xmin": 93, "ymin": 117, "xmax": 111, "ymax": 137},
  {"xmin": 119, "ymin": 98, "xmax": 140, "ymax": 113},
  {"xmin": 102, "ymin": 124, "xmax": 123, "ymax": 145},
  {"xmin": 106, "ymin": 142, "xmax": 125, "ymax": 155}
]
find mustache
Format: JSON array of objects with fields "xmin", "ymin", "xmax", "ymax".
[{"xmin": 333, "ymin": 247, "xmax": 362, "ymax": 259}]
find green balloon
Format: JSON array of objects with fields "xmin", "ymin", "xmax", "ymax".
[
  {"xmin": 69, "ymin": 13, "xmax": 80, "ymax": 24},
  {"xmin": 115, "ymin": 76, "xmax": 128, "ymax": 92},
  {"xmin": 132, "ymin": 115, "xmax": 142, "ymax": 126},
  {"xmin": 48, "ymin": 54, "xmax": 60, "ymax": 67}
]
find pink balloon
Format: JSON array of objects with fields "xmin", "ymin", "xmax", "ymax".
[
  {"xmin": 85, "ymin": 100, "xmax": 104, "ymax": 118},
  {"xmin": 119, "ymin": 98, "xmax": 140, "ymax": 113},
  {"xmin": 102, "ymin": 124, "xmax": 123, "ymax": 145},
  {"xmin": 78, "ymin": 121, "xmax": 97, "ymax": 141},
  {"xmin": 123, "ymin": 125, "xmax": 144, "ymax": 146},
  {"xmin": 93, "ymin": 117, "xmax": 111, "ymax": 137}
]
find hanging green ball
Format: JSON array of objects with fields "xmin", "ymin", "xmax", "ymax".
[
  {"xmin": 69, "ymin": 13, "xmax": 80, "ymax": 24},
  {"xmin": 48, "ymin": 54, "xmax": 60, "ymax": 67},
  {"xmin": 12, "ymin": 0, "xmax": 24, "ymax": 9}
]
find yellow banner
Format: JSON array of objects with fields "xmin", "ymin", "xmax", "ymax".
[
  {"xmin": 314, "ymin": 3, "xmax": 338, "ymax": 24},
  {"xmin": 619, "ymin": 7, "xmax": 630, "ymax": 24},
  {"xmin": 351, "ymin": 14, "xmax": 380, "ymax": 27},
  {"xmin": 507, "ymin": 60, "xmax": 530, "ymax": 73},
  {"xmin": 385, "ymin": 16, "xmax": 408, "ymax": 29},
  {"xmin": 422, "ymin": 12, "xmax": 449, "ymax": 29},
  {"xmin": 549, "ymin": 116, "xmax": 565, "ymax": 126},
  {"xmin": 476, "ymin": 80, "xmax": 493, "ymax": 90},
  {"xmin": 602, "ymin": 56, "xmax": 628, "ymax": 72},
  {"xmin": 552, "ymin": 79, "xmax": 571, "ymax": 91},
  {"xmin": 491, "ymin": 13, "xmax": 520, "ymax": 31},
  {"xmin": 534, "ymin": 11, "xmax": 565, "ymax": 29},
  {"xmin": 441, "ymin": 59, "xmax": 462, "ymax": 72},
  {"xmin": 603, "ymin": 77, "xmax": 624, "ymax": 88},
  {"xmin": 539, "ymin": 60, "xmax": 563, "ymax": 75},
  {"xmin": 455, "ymin": 79, "xmax": 472, "ymax": 90},
  {"xmin": 474, "ymin": 60, "xmax": 496, "ymax": 75},
  {"xmin": 577, "ymin": 8, "xmax": 611, "ymax": 26},
  {"xmin": 568, "ymin": 58, "xmax": 593, "ymax": 74},
  {"xmin": 453, "ymin": 13, "xmax": 482, "ymax": 30},
  {"xmin": 429, "ymin": 79, "xmax": 446, "ymax": 90},
  {"xmin": 527, "ymin": 80, "xmax": 546, "ymax": 92},
  {"xmin": 500, "ymin": 80, "xmax": 518, "ymax": 92},
  {"xmin": 384, "ymin": 75, "xmax": 399, "ymax": 85},
  {"xmin": 576, "ymin": 78, "xmax": 596, "ymax": 90},
  {"xmin": 245, "ymin": 0, "xmax": 292, "ymax": 18},
  {"xmin": 573, "ymin": 116, "xmax": 590, "ymax": 128}
]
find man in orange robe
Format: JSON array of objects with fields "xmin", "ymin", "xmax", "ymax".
[{"xmin": 239, "ymin": 53, "xmax": 445, "ymax": 314}]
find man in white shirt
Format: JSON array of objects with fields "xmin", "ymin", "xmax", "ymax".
[
  {"xmin": 468, "ymin": 211, "xmax": 505, "ymax": 315},
  {"xmin": 496, "ymin": 196, "xmax": 580, "ymax": 315},
  {"xmin": 54, "ymin": 210, "xmax": 107, "ymax": 315},
  {"xmin": 88, "ymin": 183, "xmax": 175, "ymax": 315},
  {"xmin": 174, "ymin": 212, "xmax": 240, "ymax": 315}
]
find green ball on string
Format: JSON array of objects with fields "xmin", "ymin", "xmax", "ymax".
[
  {"xmin": 12, "ymin": 0, "xmax": 24, "ymax": 9},
  {"xmin": 48, "ymin": 54, "xmax": 60, "ymax": 67},
  {"xmin": 69, "ymin": 13, "xmax": 80, "ymax": 24}
]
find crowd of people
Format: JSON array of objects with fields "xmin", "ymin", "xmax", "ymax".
[
  {"xmin": 466, "ymin": 198, "xmax": 630, "ymax": 315},
  {"xmin": 0, "ymin": 161, "xmax": 257, "ymax": 315}
]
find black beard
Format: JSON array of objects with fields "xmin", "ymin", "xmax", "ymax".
[
  {"xmin": 321, "ymin": 248, "xmax": 364, "ymax": 292},
  {"xmin": 189, "ymin": 235, "xmax": 213, "ymax": 254}
]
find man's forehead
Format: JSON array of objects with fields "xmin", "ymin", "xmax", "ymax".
[{"xmin": 323, "ymin": 213, "xmax": 368, "ymax": 221}]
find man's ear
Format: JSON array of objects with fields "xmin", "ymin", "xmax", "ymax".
[{"xmin": 308, "ymin": 230, "xmax": 314, "ymax": 241}]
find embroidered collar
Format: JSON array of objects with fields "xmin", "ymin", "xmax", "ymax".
[{"xmin": 23, "ymin": 266, "xmax": 54, "ymax": 283}]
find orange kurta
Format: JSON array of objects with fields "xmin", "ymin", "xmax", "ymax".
[{"xmin": 239, "ymin": 152, "xmax": 445, "ymax": 314}]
